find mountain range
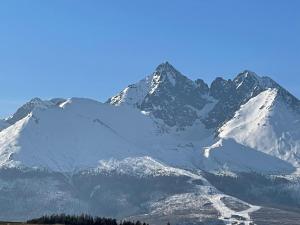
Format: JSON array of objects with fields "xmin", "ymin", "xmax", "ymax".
[{"xmin": 1, "ymin": 62, "xmax": 300, "ymax": 225}]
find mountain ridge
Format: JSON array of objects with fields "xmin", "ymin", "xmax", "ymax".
[
  {"xmin": 108, "ymin": 62, "xmax": 300, "ymax": 130},
  {"xmin": 1, "ymin": 62, "xmax": 300, "ymax": 224},
  {"xmin": 0, "ymin": 62, "xmax": 299, "ymax": 172}
]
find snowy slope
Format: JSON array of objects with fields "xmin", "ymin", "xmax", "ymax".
[
  {"xmin": 5, "ymin": 98, "xmax": 65, "ymax": 125},
  {"xmin": 1, "ymin": 63, "xmax": 300, "ymax": 223},
  {"xmin": 0, "ymin": 98, "xmax": 156, "ymax": 171},
  {"xmin": 0, "ymin": 97, "xmax": 217, "ymax": 172},
  {"xmin": 85, "ymin": 156, "xmax": 261, "ymax": 225},
  {"xmin": 219, "ymin": 88, "xmax": 300, "ymax": 166},
  {"xmin": 202, "ymin": 138, "xmax": 294, "ymax": 174},
  {"xmin": 91, "ymin": 156, "xmax": 204, "ymax": 179},
  {"xmin": 0, "ymin": 63, "xmax": 299, "ymax": 174},
  {"xmin": 107, "ymin": 75, "xmax": 154, "ymax": 107},
  {"xmin": 0, "ymin": 95, "xmax": 292, "ymax": 174},
  {"xmin": 0, "ymin": 156, "xmax": 263, "ymax": 224},
  {"xmin": 0, "ymin": 96, "xmax": 293, "ymax": 175},
  {"xmin": 108, "ymin": 158, "xmax": 260, "ymax": 225}
]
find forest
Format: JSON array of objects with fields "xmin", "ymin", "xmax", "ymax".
[{"xmin": 27, "ymin": 214, "xmax": 151, "ymax": 225}]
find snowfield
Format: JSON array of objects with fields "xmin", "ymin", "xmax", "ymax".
[
  {"xmin": 1, "ymin": 62, "xmax": 300, "ymax": 224},
  {"xmin": 0, "ymin": 64, "xmax": 299, "ymax": 175},
  {"xmin": 219, "ymin": 88, "xmax": 300, "ymax": 166},
  {"xmin": 0, "ymin": 98, "xmax": 156, "ymax": 171},
  {"xmin": 202, "ymin": 138, "xmax": 294, "ymax": 174},
  {"xmin": 0, "ymin": 96, "xmax": 294, "ymax": 175}
]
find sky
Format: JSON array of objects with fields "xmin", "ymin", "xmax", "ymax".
[{"xmin": 0, "ymin": 0, "xmax": 299, "ymax": 117}]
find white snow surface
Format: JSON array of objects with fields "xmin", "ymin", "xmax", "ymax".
[
  {"xmin": 219, "ymin": 88, "xmax": 300, "ymax": 166},
  {"xmin": 121, "ymin": 157, "xmax": 261, "ymax": 225},
  {"xmin": 0, "ymin": 97, "xmax": 214, "ymax": 172},
  {"xmin": 0, "ymin": 94, "xmax": 296, "ymax": 174},
  {"xmin": 109, "ymin": 75, "xmax": 154, "ymax": 107},
  {"xmin": 202, "ymin": 138, "xmax": 294, "ymax": 174},
  {"xmin": 92, "ymin": 156, "xmax": 203, "ymax": 179},
  {"xmin": 0, "ymin": 98, "xmax": 155, "ymax": 171},
  {"xmin": 208, "ymin": 194, "xmax": 260, "ymax": 225}
]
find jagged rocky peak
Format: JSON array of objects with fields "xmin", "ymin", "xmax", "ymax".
[
  {"xmin": 204, "ymin": 71, "xmax": 300, "ymax": 129},
  {"xmin": 156, "ymin": 61, "xmax": 174, "ymax": 71},
  {"xmin": 140, "ymin": 62, "xmax": 212, "ymax": 128},
  {"xmin": 233, "ymin": 71, "xmax": 300, "ymax": 111},
  {"xmin": 204, "ymin": 72, "xmax": 277, "ymax": 129},
  {"xmin": 209, "ymin": 70, "xmax": 268, "ymax": 100},
  {"xmin": 234, "ymin": 70, "xmax": 260, "ymax": 83},
  {"xmin": 209, "ymin": 77, "xmax": 235, "ymax": 99},
  {"xmin": 234, "ymin": 70, "xmax": 283, "ymax": 93},
  {"xmin": 155, "ymin": 61, "xmax": 181, "ymax": 81},
  {"xmin": 149, "ymin": 61, "xmax": 194, "ymax": 90},
  {"xmin": 195, "ymin": 78, "xmax": 209, "ymax": 95},
  {"xmin": 108, "ymin": 63, "xmax": 300, "ymax": 130},
  {"xmin": 108, "ymin": 62, "xmax": 211, "ymax": 128},
  {"xmin": 233, "ymin": 70, "xmax": 266, "ymax": 97},
  {"xmin": 145, "ymin": 62, "xmax": 187, "ymax": 96}
]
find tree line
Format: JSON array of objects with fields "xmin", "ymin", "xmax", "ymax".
[{"xmin": 27, "ymin": 214, "xmax": 150, "ymax": 225}]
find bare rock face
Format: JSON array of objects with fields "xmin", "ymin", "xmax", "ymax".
[
  {"xmin": 108, "ymin": 62, "xmax": 212, "ymax": 128},
  {"xmin": 109, "ymin": 63, "xmax": 300, "ymax": 130}
]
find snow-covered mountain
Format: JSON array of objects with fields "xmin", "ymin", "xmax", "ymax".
[
  {"xmin": 107, "ymin": 62, "xmax": 214, "ymax": 129},
  {"xmin": 1, "ymin": 62, "xmax": 300, "ymax": 172},
  {"xmin": 108, "ymin": 62, "xmax": 300, "ymax": 167},
  {"xmin": 5, "ymin": 97, "xmax": 66, "ymax": 125},
  {"xmin": 219, "ymin": 88, "xmax": 300, "ymax": 167},
  {"xmin": 108, "ymin": 63, "xmax": 300, "ymax": 134},
  {"xmin": 0, "ymin": 156, "xmax": 270, "ymax": 225},
  {"xmin": 1, "ymin": 62, "xmax": 300, "ymax": 223},
  {"xmin": 0, "ymin": 95, "xmax": 294, "ymax": 174},
  {"xmin": 0, "ymin": 98, "xmax": 157, "ymax": 170}
]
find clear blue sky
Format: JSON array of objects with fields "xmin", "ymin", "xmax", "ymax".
[{"xmin": 0, "ymin": 0, "xmax": 299, "ymax": 117}]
